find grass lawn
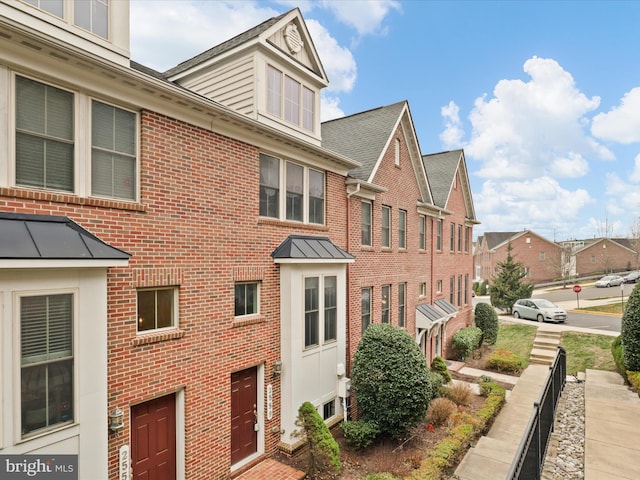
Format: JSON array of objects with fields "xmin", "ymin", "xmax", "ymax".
[
  {"xmin": 577, "ymin": 302, "xmax": 624, "ymax": 315},
  {"xmin": 561, "ymin": 331, "xmax": 617, "ymax": 375},
  {"xmin": 495, "ymin": 322, "xmax": 537, "ymax": 367}
]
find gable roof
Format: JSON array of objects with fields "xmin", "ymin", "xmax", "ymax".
[
  {"xmin": 321, "ymin": 101, "xmax": 434, "ymax": 204},
  {"xmin": 0, "ymin": 212, "xmax": 130, "ymax": 267},
  {"xmin": 422, "ymin": 149, "xmax": 478, "ymax": 223},
  {"xmin": 482, "ymin": 232, "xmax": 521, "ymax": 250}
]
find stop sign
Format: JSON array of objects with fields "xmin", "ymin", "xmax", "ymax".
[{"xmin": 573, "ymin": 285, "xmax": 582, "ymax": 293}]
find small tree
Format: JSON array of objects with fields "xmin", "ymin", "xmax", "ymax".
[
  {"xmin": 474, "ymin": 302, "xmax": 499, "ymax": 345},
  {"xmin": 351, "ymin": 323, "xmax": 433, "ymax": 438},
  {"xmin": 294, "ymin": 402, "xmax": 341, "ymax": 476},
  {"xmin": 622, "ymin": 283, "xmax": 640, "ymax": 371},
  {"xmin": 490, "ymin": 242, "xmax": 534, "ymax": 313}
]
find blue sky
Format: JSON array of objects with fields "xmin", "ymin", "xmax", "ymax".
[{"xmin": 130, "ymin": 0, "xmax": 640, "ymax": 242}]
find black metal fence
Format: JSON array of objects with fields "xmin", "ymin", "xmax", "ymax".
[{"xmin": 507, "ymin": 346, "xmax": 567, "ymax": 480}]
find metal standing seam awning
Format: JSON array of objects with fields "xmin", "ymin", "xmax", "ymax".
[
  {"xmin": 0, "ymin": 212, "xmax": 131, "ymax": 268},
  {"xmin": 271, "ymin": 235, "xmax": 354, "ymax": 263},
  {"xmin": 415, "ymin": 299, "xmax": 458, "ymax": 344}
]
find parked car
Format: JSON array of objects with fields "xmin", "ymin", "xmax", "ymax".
[
  {"xmin": 594, "ymin": 275, "xmax": 624, "ymax": 287},
  {"xmin": 512, "ymin": 298, "xmax": 567, "ymax": 323},
  {"xmin": 623, "ymin": 271, "xmax": 640, "ymax": 284}
]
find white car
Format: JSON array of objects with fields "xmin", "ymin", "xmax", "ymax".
[
  {"xmin": 594, "ymin": 275, "xmax": 624, "ymax": 288},
  {"xmin": 512, "ymin": 298, "xmax": 567, "ymax": 323}
]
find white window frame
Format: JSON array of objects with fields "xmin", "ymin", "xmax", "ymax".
[
  {"xmin": 398, "ymin": 210, "xmax": 407, "ymax": 249},
  {"xmin": 136, "ymin": 287, "xmax": 179, "ymax": 334},
  {"xmin": 234, "ymin": 282, "xmax": 260, "ymax": 318},
  {"xmin": 398, "ymin": 283, "xmax": 406, "ymax": 328},
  {"xmin": 361, "ymin": 287, "xmax": 371, "ymax": 333},
  {"xmin": 361, "ymin": 201, "xmax": 372, "ymax": 247},
  {"xmin": 265, "ymin": 64, "xmax": 315, "ymax": 132},
  {"xmin": 22, "ymin": 0, "xmax": 110, "ymax": 39},
  {"xmin": 381, "ymin": 206, "xmax": 391, "ymax": 248},
  {"xmin": 304, "ymin": 275, "xmax": 337, "ymax": 350},
  {"xmin": 258, "ymin": 154, "xmax": 325, "ymax": 225},
  {"xmin": 14, "ymin": 288, "xmax": 78, "ymax": 440},
  {"xmin": 394, "ymin": 138, "xmax": 401, "ymax": 166},
  {"xmin": 10, "ymin": 73, "xmax": 140, "ymax": 202},
  {"xmin": 381, "ymin": 285, "xmax": 390, "ymax": 323},
  {"xmin": 419, "ymin": 215, "xmax": 426, "ymax": 250}
]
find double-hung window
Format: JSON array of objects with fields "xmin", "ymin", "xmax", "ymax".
[
  {"xmin": 398, "ymin": 283, "xmax": 406, "ymax": 327},
  {"xmin": 20, "ymin": 293, "xmax": 74, "ymax": 436},
  {"xmin": 91, "ymin": 100, "xmax": 136, "ymax": 200},
  {"xmin": 137, "ymin": 288, "xmax": 177, "ymax": 333},
  {"xmin": 361, "ymin": 201, "xmax": 372, "ymax": 246},
  {"xmin": 419, "ymin": 215, "xmax": 426, "ymax": 250},
  {"xmin": 23, "ymin": 0, "xmax": 109, "ymax": 39},
  {"xmin": 381, "ymin": 285, "xmax": 390, "ymax": 323},
  {"xmin": 436, "ymin": 219, "xmax": 443, "ymax": 251},
  {"xmin": 450, "ymin": 222, "xmax": 455, "ymax": 251},
  {"xmin": 235, "ymin": 282, "xmax": 259, "ymax": 317},
  {"xmin": 259, "ymin": 154, "xmax": 325, "ymax": 224},
  {"xmin": 458, "ymin": 224, "xmax": 463, "ymax": 252},
  {"xmin": 361, "ymin": 287, "xmax": 371, "ymax": 333},
  {"xmin": 398, "ymin": 210, "xmax": 407, "ymax": 249},
  {"xmin": 16, "ymin": 76, "xmax": 74, "ymax": 192},
  {"xmin": 381, "ymin": 206, "xmax": 391, "ymax": 248},
  {"xmin": 304, "ymin": 276, "xmax": 337, "ymax": 348}
]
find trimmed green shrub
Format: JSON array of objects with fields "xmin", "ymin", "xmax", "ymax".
[
  {"xmin": 340, "ymin": 420, "xmax": 380, "ymax": 450},
  {"xmin": 294, "ymin": 401, "xmax": 341, "ymax": 475},
  {"xmin": 474, "ymin": 302, "xmax": 499, "ymax": 345},
  {"xmin": 627, "ymin": 371, "xmax": 640, "ymax": 395},
  {"xmin": 485, "ymin": 348, "xmax": 525, "ymax": 374},
  {"xmin": 611, "ymin": 335, "xmax": 628, "ymax": 383},
  {"xmin": 430, "ymin": 356, "xmax": 452, "ymax": 383},
  {"xmin": 451, "ymin": 326, "xmax": 483, "ymax": 360},
  {"xmin": 351, "ymin": 324, "xmax": 433, "ymax": 438},
  {"xmin": 622, "ymin": 283, "xmax": 640, "ymax": 371},
  {"xmin": 428, "ymin": 371, "xmax": 446, "ymax": 399}
]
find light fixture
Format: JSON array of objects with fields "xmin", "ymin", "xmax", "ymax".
[
  {"xmin": 273, "ymin": 360, "xmax": 283, "ymax": 376},
  {"xmin": 109, "ymin": 407, "xmax": 124, "ymax": 435}
]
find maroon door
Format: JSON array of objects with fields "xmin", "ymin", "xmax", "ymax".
[
  {"xmin": 131, "ymin": 394, "xmax": 176, "ymax": 480},
  {"xmin": 231, "ymin": 367, "xmax": 258, "ymax": 464}
]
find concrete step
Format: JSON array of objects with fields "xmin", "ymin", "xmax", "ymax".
[{"xmin": 533, "ymin": 338, "xmax": 561, "ymax": 348}]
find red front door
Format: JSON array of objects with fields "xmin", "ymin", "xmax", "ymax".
[
  {"xmin": 131, "ymin": 394, "xmax": 176, "ymax": 480},
  {"xmin": 231, "ymin": 367, "xmax": 258, "ymax": 464}
]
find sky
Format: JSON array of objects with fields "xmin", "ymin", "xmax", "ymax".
[{"xmin": 129, "ymin": 0, "xmax": 640, "ymax": 242}]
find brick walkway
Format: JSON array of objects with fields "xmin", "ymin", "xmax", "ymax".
[{"xmin": 235, "ymin": 458, "xmax": 305, "ymax": 480}]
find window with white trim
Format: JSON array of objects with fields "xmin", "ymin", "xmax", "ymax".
[
  {"xmin": 381, "ymin": 206, "xmax": 391, "ymax": 248},
  {"xmin": 419, "ymin": 215, "xmax": 426, "ymax": 250},
  {"xmin": 23, "ymin": 0, "xmax": 109, "ymax": 39},
  {"xmin": 398, "ymin": 210, "xmax": 407, "ymax": 249},
  {"xmin": 361, "ymin": 201, "xmax": 372, "ymax": 246},
  {"xmin": 361, "ymin": 287, "xmax": 371, "ymax": 333},
  {"xmin": 304, "ymin": 275, "xmax": 337, "ymax": 349},
  {"xmin": 398, "ymin": 283, "xmax": 406, "ymax": 327},
  {"xmin": 450, "ymin": 222, "xmax": 455, "ymax": 251},
  {"xmin": 14, "ymin": 74, "xmax": 138, "ymax": 200},
  {"xmin": 235, "ymin": 282, "xmax": 259, "ymax": 317},
  {"xmin": 436, "ymin": 219, "xmax": 443, "ymax": 251},
  {"xmin": 91, "ymin": 100, "xmax": 136, "ymax": 200},
  {"xmin": 419, "ymin": 282, "xmax": 426, "ymax": 297},
  {"xmin": 137, "ymin": 287, "xmax": 177, "ymax": 333},
  {"xmin": 381, "ymin": 285, "xmax": 390, "ymax": 323},
  {"xmin": 436, "ymin": 280, "xmax": 442, "ymax": 293},
  {"xmin": 20, "ymin": 293, "xmax": 74, "ymax": 437},
  {"xmin": 16, "ymin": 76, "xmax": 74, "ymax": 192},
  {"xmin": 266, "ymin": 64, "xmax": 315, "ymax": 132},
  {"xmin": 259, "ymin": 154, "xmax": 324, "ymax": 224}
]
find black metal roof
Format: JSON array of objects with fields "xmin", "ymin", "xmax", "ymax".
[
  {"xmin": 271, "ymin": 235, "xmax": 354, "ymax": 261},
  {"xmin": 416, "ymin": 299, "xmax": 458, "ymax": 323},
  {"xmin": 0, "ymin": 212, "xmax": 131, "ymax": 260}
]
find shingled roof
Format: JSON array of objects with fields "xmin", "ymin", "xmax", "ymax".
[
  {"xmin": 422, "ymin": 150, "xmax": 462, "ymax": 208},
  {"xmin": 321, "ymin": 101, "xmax": 408, "ymax": 182}
]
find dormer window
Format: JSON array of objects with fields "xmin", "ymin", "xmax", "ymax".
[
  {"xmin": 22, "ymin": 0, "xmax": 109, "ymax": 39},
  {"xmin": 267, "ymin": 65, "xmax": 315, "ymax": 132}
]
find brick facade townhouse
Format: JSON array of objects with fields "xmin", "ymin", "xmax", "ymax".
[
  {"xmin": 0, "ymin": 2, "xmax": 480, "ymax": 479},
  {"xmin": 0, "ymin": 3, "xmax": 359, "ymax": 478},
  {"xmin": 323, "ymin": 106, "xmax": 478, "ymax": 367}
]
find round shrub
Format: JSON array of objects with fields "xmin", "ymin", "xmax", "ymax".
[
  {"xmin": 425, "ymin": 397, "xmax": 457, "ymax": 426},
  {"xmin": 474, "ymin": 302, "xmax": 499, "ymax": 345},
  {"xmin": 340, "ymin": 420, "xmax": 380, "ymax": 450},
  {"xmin": 485, "ymin": 348, "xmax": 525, "ymax": 374},
  {"xmin": 430, "ymin": 356, "xmax": 452, "ymax": 383},
  {"xmin": 622, "ymin": 284, "xmax": 640, "ymax": 371},
  {"xmin": 351, "ymin": 323, "xmax": 432, "ymax": 438},
  {"xmin": 451, "ymin": 326, "xmax": 483, "ymax": 360}
]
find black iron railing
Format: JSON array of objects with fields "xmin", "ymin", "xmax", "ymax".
[{"xmin": 507, "ymin": 345, "xmax": 567, "ymax": 480}]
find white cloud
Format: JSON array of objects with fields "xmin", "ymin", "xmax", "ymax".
[
  {"xmin": 592, "ymin": 87, "xmax": 640, "ymax": 144},
  {"xmin": 320, "ymin": 95, "xmax": 345, "ymax": 121},
  {"xmin": 439, "ymin": 101, "xmax": 464, "ymax": 148},
  {"xmin": 319, "ymin": 0, "xmax": 402, "ymax": 36},
  {"xmin": 130, "ymin": 1, "xmax": 280, "ymax": 71},
  {"xmin": 466, "ymin": 57, "xmax": 609, "ymax": 181},
  {"xmin": 631, "ymin": 153, "xmax": 640, "ymax": 183},
  {"xmin": 306, "ymin": 19, "xmax": 357, "ymax": 93}
]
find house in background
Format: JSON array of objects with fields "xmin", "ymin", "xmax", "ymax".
[
  {"xmin": 563, "ymin": 238, "xmax": 639, "ymax": 277},
  {"xmin": 474, "ymin": 230, "xmax": 564, "ymax": 285}
]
